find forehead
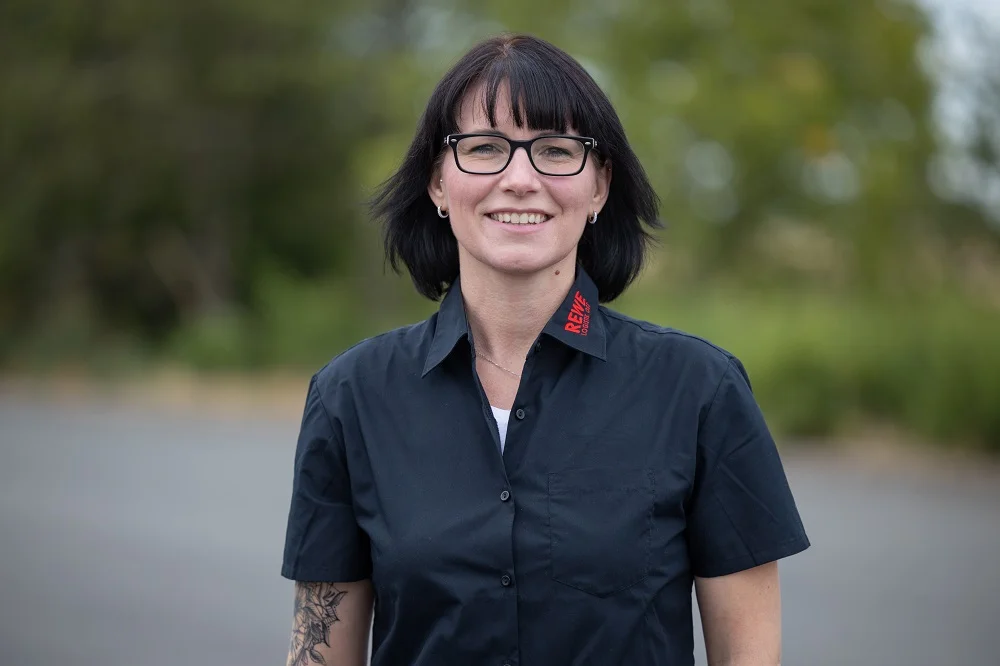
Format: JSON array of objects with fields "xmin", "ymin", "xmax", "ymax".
[{"xmin": 456, "ymin": 82, "xmax": 517, "ymax": 131}]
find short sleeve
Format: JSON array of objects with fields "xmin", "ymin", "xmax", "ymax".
[
  {"xmin": 687, "ymin": 358, "xmax": 809, "ymax": 577},
  {"xmin": 281, "ymin": 375, "xmax": 372, "ymax": 582}
]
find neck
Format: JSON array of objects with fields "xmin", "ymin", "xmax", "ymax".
[{"xmin": 460, "ymin": 255, "xmax": 577, "ymax": 364}]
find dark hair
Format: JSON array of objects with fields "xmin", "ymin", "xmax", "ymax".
[{"xmin": 370, "ymin": 33, "xmax": 661, "ymax": 302}]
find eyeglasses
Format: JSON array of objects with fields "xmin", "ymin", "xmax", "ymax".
[{"xmin": 443, "ymin": 133, "xmax": 598, "ymax": 176}]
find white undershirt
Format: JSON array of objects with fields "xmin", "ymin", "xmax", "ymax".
[{"xmin": 491, "ymin": 406, "xmax": 511, "ymax": 452}]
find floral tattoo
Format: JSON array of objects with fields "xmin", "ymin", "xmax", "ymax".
[{"xmin": 287, "ymin": 582, "xmax": 348, "ymax": 666}]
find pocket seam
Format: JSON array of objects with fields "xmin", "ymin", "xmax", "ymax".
[{"xmin": 547, "ymin": 468, "xmax": 654, "ymax": 598}]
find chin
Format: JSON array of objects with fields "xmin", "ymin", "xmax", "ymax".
[
  {"xmin": 481, "ymin": 250, "xmax": 566, "ymax": 277},
  {"xmin": 459, "ymin": 238, "xmax": 575, "ymax": 278}
]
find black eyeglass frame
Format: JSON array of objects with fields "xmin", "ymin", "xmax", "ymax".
[{"xmin": 443, "ymin": 133, "xmax": 599, "ymax": 176}]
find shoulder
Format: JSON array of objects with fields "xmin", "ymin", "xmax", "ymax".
[
  {"xmin": 601, "ymin": 306, "xmax": 738, "ymax": 376},
  {"xmin": 312, "ymin": 317, "xmax": 434, "ymax": 396},
  {"xmin": 598, "ymin": 306, "xmax": 754, "ymax": 406}
]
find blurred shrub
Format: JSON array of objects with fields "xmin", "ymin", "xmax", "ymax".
[
  {"xmin": 2, "ymin": 0, "xmax": 1000, "ymax": 451},
  {"xmin": 166, "ymin": 270, "xmax": 433, "ymax": 371},
  {"xmin": 621, "ymin": 289, "xmax": 1000, "ymax": 452},
  {"xmin": 164, "ymin": 279, "xmax": 1000, "ymax": 452},
  {"xmin": 165, "ymin": 309, "xmax": 255, "ymax": 371},
  {"xmin": 0, "ymin": 0, "xmax": 368, "ymax": 346}
]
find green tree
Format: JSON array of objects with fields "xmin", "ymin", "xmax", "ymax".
[{"xmin": 0, "ymin": 0, "xmax": 364, "ymax": 349}]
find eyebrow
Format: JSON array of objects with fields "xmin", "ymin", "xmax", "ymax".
[{"xmin": 464, "ymin": 128, "xmax": 563, "ymax": 137}]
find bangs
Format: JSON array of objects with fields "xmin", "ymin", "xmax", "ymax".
[
  {"xmin": 477, "ymin": 64, "xmax": 582, "ymax": 134},
  {"xmin": 444, "ymin": 39, "xmax": 597, "ymax": 138}
]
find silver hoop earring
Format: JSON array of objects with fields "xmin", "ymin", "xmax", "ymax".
[
  {"xmin": 588, "ymin": 210, "xmax": 598, "ymax": 225},
  {"xmin": 437, "ymin": 206, "xmax": 449, "ymax": 219}
]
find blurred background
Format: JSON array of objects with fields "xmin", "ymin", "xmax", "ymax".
[
  {"xmin": 1, "ymin": 0, "xmax": 999, "ymax": 665},
  {"xmin": 2, "ymin": 0, "xmax": 1000, "ymax": 449}
]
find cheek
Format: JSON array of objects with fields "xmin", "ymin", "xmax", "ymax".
[
  {"xmin": 549, "ymin": 182, "xmax": 595, "ymax": 213},
  {"xmin": 446, "ymin": 178, "xmax": 493, "ymax": 210}
]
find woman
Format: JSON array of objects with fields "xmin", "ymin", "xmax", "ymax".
[{"xmin": 282, "ymin": 34, "xmax": 809, "ymax": 666}]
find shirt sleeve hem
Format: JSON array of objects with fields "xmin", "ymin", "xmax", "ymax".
[
  {"xmin": 281, "ymin": 562, "xmax": 371, "ymax": 583},
  {"xmin": 693, "ymin": 534, "xmax": 811, "ymax": 578}
]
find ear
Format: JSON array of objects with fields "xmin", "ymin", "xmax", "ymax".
[
  {"xmin": 427, "ymin": 162, "xmax": 447, "ymax": 209},
  {"xmin": 592, "ymin": 161, "xmax": 611, "ymax": 213}
]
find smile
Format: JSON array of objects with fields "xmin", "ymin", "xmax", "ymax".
[{"xmin": 487, "ymin": 212, "xmax": 552, "ymax": 225}]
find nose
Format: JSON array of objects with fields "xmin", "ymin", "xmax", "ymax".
[{"xmin": 499, "ymin": 146, "xmax": 541, "ymax": 194}]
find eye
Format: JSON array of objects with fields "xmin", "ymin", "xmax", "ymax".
[
  {"xmin": 534, "ymin": 138, "xmax": 582, "ymax": 162},
  {"xmin": 540, "ymin": 146, "xmax": 573, "ymax": 158},
  {"xmin": 465, "ymin": 140, "xmax": 505, "ymax": 155}
]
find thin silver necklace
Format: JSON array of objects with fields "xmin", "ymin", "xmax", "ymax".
[{"xmin": 475, "ymin": 351, "xmax": 521, "ymax": 379}]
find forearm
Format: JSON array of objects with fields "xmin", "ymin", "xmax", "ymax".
[
  {"xmin": 286, "ymin": 580, "xmax": 373, "ymax": 666},
  {"xmin": 707, "ymin": 654, "xmax": 780, "ymax": 666},
  {"xmin": 702, "ymin": 616, "xmax": 781, "ymax": 666},
  {"xmin": 696, "ymin": 562, "xmax": 782, "ymax": 666}
]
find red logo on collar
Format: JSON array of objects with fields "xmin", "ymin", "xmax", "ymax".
[{"xmin": 564, "ymin": 290, "xmax": 591, "ymax": 335}]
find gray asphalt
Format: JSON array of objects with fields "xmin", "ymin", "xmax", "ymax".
[{"xmin": 1, "ymin": 397, "xmax": 998, "ymax": 666}]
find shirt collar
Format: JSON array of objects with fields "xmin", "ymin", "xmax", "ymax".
[
  {"xmin": 421, "ymin": 277, "xmax": 471, "ymax": 377},
  {"xmin": 421, "ymin": 265, "xmax": 607, "ymax": 377},
  {"xmin": 540, "ymin": 266, "xmax": 606, "ymax": 360}
]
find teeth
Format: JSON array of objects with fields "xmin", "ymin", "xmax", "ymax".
[{"xmin": 489, "ymin": 212, "xmax": 549, "ymax": 225}]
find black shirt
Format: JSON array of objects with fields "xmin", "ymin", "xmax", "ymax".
[{"xmin": 281, "ymin": 267, "xmax": 809, "ymax": 666}]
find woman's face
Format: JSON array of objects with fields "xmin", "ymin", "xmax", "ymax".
[{"xmin": 428, "ymin": 84, "xmax": 610, "ymax": 279}]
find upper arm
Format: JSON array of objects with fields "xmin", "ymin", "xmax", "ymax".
[
  {"xmin": 282, "ymin": 375, "xmax": 374, "ymax": 665},
  {"xmin": 687, "ymin": 358, "xmax": 809, "ymax": 578},
  {"xmin": 282, "ymin": 374, "xmax": 372, "ymax": 583},
  {"xmin": 686, "ymin": 358, "xmax": 807, "ymax": 663},
  {"xmin": 287, "ymin": 579, "xmax": 374, "ymax": 666},
  {"xmin": 695, "ymin": 562, "xmax": 781, "ymax": 665}
]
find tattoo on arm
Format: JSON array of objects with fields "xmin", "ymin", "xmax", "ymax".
[{"xmin": 287, "ymin": 582, "xmax": 348, "ymax": 666}]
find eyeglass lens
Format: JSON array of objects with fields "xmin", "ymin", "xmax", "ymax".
[{"xmin": 454, "ymin": 136, "xmax": 587, "ymax": 175}]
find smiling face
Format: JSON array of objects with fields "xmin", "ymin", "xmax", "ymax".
[{"xmin": 428, "ymin": 83, "xmax": 610, "ymax": 280}]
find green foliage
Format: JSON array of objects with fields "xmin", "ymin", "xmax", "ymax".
[
  {"xmin": 2, "ymin": 0, "xmax": 1000, "ymax": 449},
  {"xmin": 0, "ymin": 0, "xmax": 364, "ymax": 341},
  {"xmin": 163, "ymin": 278, "xmax": 1000, "ymax": 452},
  {"xmin": 620, "ymin": 288, "xmax": 1000, "ymax": 452},
  {"xmin": 166, "ymin": 269, "xmax": 434, "ymax": 371}
]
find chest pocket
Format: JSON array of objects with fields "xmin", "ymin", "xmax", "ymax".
[{"xmin": 547, "ymin": 467, "xmax": 654, "ymax": 597}]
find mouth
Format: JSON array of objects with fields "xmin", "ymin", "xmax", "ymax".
[{"xmin": 487, "ymin": 211, "xmax": 552, "ymax": 226}]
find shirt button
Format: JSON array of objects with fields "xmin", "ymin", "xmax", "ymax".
[
  {"xmin": 514, "ymin": 408, "xmax": 525, "ymax": 420},
  {"xmin": 534, "ymin": 341, "xmax": 542, "ymax": 352},
  {"xmin": 501, "ymin": 574, "xmax": 512, "ymax": 587},
  {"xmin": 500, "ymin": 490, "xmax": 511, "ymax": 502}
]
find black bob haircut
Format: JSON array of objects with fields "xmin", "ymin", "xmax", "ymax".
[{"xmin": 370, "ymin": 33, "xmax": 661, "ymax": 302}]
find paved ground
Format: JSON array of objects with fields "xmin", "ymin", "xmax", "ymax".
[{"xmin": 1, "ymin": 396, "xmax": 998, "ymax": 666}]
